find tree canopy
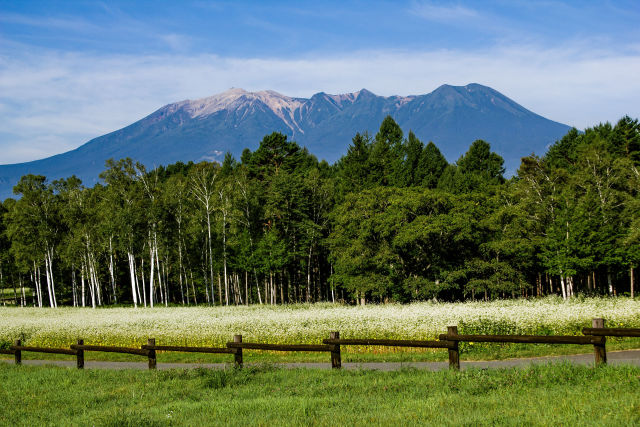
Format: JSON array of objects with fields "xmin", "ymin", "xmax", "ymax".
[{"xmin": 1, "ymin": 115, "xmax": 638, "ymax": 307}]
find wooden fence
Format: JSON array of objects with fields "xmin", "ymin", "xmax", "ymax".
[{"xmin": 1, "ymin": 318, "xmax": 639, "ymax": 370}]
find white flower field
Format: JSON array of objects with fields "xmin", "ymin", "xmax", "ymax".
[{"xmin": 1, "ymin": 297, "xmax": 639, "ymax": 349}]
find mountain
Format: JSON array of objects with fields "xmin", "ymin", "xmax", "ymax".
[{"xmin": 0, "ymin": 84, "xmax": 571, "ymax": 200}]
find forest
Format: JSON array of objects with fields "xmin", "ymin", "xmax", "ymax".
[{"xmin": 0, "ymin": 115, "xmax": 639, "ymax": 307}]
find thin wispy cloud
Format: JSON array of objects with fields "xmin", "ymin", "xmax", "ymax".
[
  {"xmin": 160, "ymin": 33, "xmax": 192, "ymax": 51},
  {"xmin": 407, "ymin": 1, "xmax": 515, "ymax": 42},
  {"xmin": 0, "ymin": 12, "xmax": 96, "ymax": 32},
  {"xmin": 410, "ymin": 2, "xmax": 480, "ymax": 22}
]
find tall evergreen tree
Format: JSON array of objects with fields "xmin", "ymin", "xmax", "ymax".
[
  {"xmin": 369, "ymin": 116, "xmax": 403, "ymax": 186},
  {"xmin": 417, "ymin": 141, "xmax": 448, "ymax": 188},
  {"xmin": 400, "ymin": 131, "xmax": 424, "ymax": 187},
  {"xmin": 336, "ymin": 132, "xmax": 372, "ymax": 194}
]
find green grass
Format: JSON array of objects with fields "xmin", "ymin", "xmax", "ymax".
[
  {"xmin": 0, "ymin": 287, "xmax": 31, "ymax": 296},
  {"xmin": 1, "ymin": 363, "xmax": 639, "ymax": 425}
]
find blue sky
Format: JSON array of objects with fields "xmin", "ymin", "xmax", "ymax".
[{"xmin": 1, "ymin": 0, "xmax": 639, "ymax": 163}]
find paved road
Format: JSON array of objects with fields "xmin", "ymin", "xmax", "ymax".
[{"xmin": 2, "ymin": 349, "xmax": 640, "ymax": 371}]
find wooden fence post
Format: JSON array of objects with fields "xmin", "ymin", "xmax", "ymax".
[
  {"xmin": 147, "ymin": 338, "xmax": 157, "ymax": 370},
  {"xmin": 14, "ymin": 339, "xmax": 21, "ymax": 365},
  {"xmin": 592, "ymin": 318, "xmax": 607, "ymax": 365},
  {"xmin": 76, "ymin": 339, "xmax": 84, "ymax": 369},
  {"xmin": 330, "ymin": 331, "xmax": 341, "ymax": 369},
  {"xmin": 234, "ymin": 335, "xmax": 243, "ymax": 368},
  {"xmin": 447, "ymin": 326, "xmax": 460, "ymax": 370}
]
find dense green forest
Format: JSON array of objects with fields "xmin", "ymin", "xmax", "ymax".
[{"xmin": 1, "ymin": 116, "xmax": 639, "ymax": 307}]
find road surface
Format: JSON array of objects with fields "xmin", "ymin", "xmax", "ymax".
[{"xmin": 2, "ymin": 349, "xmax": 639, "ymax": 370}]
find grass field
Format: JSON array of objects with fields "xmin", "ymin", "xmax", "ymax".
[
  {"xmin": 1, "ymin": 297, "xmax": 639, "ymax": 363},
  {"xmin": 1, "ymin": 363, "xmax": 639, "ymax": 425}
]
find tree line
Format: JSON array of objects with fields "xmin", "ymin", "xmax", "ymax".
[{"xmin": 1, "ymin": 115, "xmax": 638, "ymax": 307}]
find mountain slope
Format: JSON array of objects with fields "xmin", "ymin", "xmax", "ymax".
[{"xmin": 0, "ymin": 84, "xmax": 571, "ymax": 200}]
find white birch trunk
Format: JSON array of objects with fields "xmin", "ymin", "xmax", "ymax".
[
  {"xmin": 37, "ymin": 266, "xmax": 43, "ymax": 307},
  {"xmin": 245, "ymin": 271, "xmax": 249, "ymax": 305},
  {"xmin": 20, "ymin": 277, "xmax": 26, "ymax": 307},
  {"xmin": 90, "ymin": 252, "xmax": 102, "ymax": 307},
  {"xmin": 218, "ymin": 273, "xmax": 223, "ymax": 305},
  {"xmin": 81, "ymin": 262, "xmax": 86, "ymax": 307},
  {"xmin": 178, "ymin": 239, "xmax": 184, "ymax": 306},
  {"xmin": 49, "ymin": 249, "xmax": 57, "ymax": 307},
  {"xmin": 270, "ymin": 272, "xmax": 275, "ymax": 305},
  {"xmin": 94, "ymin": 254, "xmax": 103, "ymax": 306},
  {"xmin": 44, "ymin": 255, "xmax": 55, "ymax": 308},
  {"xmin": 128, "ymin": 252, "xmax": 138, "ymax": 308},
  {"xmin": 85, "ymin": 256, "xmax": 96, "ymax": 308},
  {"xmin": 30, "ymin": 270, "xmax": 35, "ymax": 307},
  {"xmin": 568, "ymin": 276, "xmax": 574, "ymax": 298},
  {"xmin": 255, "ymin": 269, "xmax": 262, "ymax": 305},
  {"xmin": 154, "ymin": 242, "xmax": 166, "ymax": 307},
  {"xmin": 72, "ymin": 268, "xmax": 77, "ymax": 307},
  {"xmin": 264, "ymin": 277, "xmax": 268, "ymax": 306},
  {"xmin": 90, "ymin": 259, "xmax": 97, "ymax": 309},
  {"xmin": 307, "ymin": 245, "xmax": 312, "ymax": 303},
  {"xmin": 204, "ymin": 265, "xmax": 210, "ymax": 304},
  {"xmin": 190, "ymin": 270, "xmax": 197, "ymax": 305},
  {"xmin": 220, "ymin": 199, "xmax": 229, "ymax": 306},
  {"xmin": 161, "ymin": 257, "xmax": 168, "ymax": 306},
  {"xmin": 109, "ymin": 236, "xmax": 116, "ymax": 303},
  {"xmin": 141, "ymin": 257, "xmax": 147, "ymax": 307},
  {"xmin": 134, "ymin": 259, "xmax": 141, "ymax": 304},
  {"xmin": 149, "ymin": 238, "xmax": 155, "ymax": 308},
  {"xmin": 134, "ymin": 256, "xmax": 141, "ymax": 305},
  {"xmin": 208, "ymin": 215, "xmax": 216, "ymax": 306}
]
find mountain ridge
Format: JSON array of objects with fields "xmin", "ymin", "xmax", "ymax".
[{"xmin": 0, "ymin": 84, "xmax": 572, "ymax": 200}]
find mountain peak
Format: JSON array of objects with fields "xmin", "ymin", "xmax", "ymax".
[
  {"xmin": 325, "ymin": 91, "xmax": 360, "ymax": 106},
  {"xmin": 175, "ymin": 88, "xmax": 304, "ymax": 121},
  {"xmin": 356, "ymin": 88, "xmax": 375, "ymax": 98},
  {"xmin": 432, "ymin": 83, "xmax": 491, "ymax": 93},
  {"xmin": 222, "ymin": 87, "xmax": 249, "ymax": 95}
]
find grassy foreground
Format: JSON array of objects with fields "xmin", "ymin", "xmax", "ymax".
[{"xmin": 1, "ymin": 363, "xmax": 639, "ymax": 426}]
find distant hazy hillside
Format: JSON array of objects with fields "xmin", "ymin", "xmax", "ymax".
[{"xmin": 0, "ymin": 83, "xmax": 571, "ymax": 200}]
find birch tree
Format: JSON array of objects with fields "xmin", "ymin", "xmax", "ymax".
[
  {"xmin": 100, "ymin": 159, "xmax": 144, "ymax": 307},
  {"xmin": 7, "ymin": 175, "xmax": 60, "ymax": 307},
  {"xmin": 189, "ymin": 162, "xmax": 219, "ymax": 305}
]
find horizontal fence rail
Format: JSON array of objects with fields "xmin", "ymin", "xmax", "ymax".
[
  {"xmin": 437, "ymin": 334, "xmax": 603, "ymax": 345},
  {"xmin": 11, "ymin": 345, "xmax": 77, "ymax": 356},
  {"xmin": 2, "ymin": 318, "xmax": 638, "ymax": 370},
  {"xmin": 141, "ymin": 344, "xmax": 236, "ymax": 354},
  {"xmin": 226, "ymin": 342, "xmax": 335, "ymax": 352},
  {"xmin": 322, "ymin": 338, "xmax": 455, "ymax": 349},
  {"xmin": 69, "ymin": 344, "xmax": 149, "ymax": 356},
  {"xmin": 582, "ymin": 328, "xmax": 640, "ymax": 337}
]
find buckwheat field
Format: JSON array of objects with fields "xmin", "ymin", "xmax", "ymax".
[{"xmin": 1, "ymin": 297, "xmax": 639, "ymax": 349}]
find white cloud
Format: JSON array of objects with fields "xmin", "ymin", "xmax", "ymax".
[{"xmin": 1, "ymin": 43, "xmax": 639, "ymax": 163}]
